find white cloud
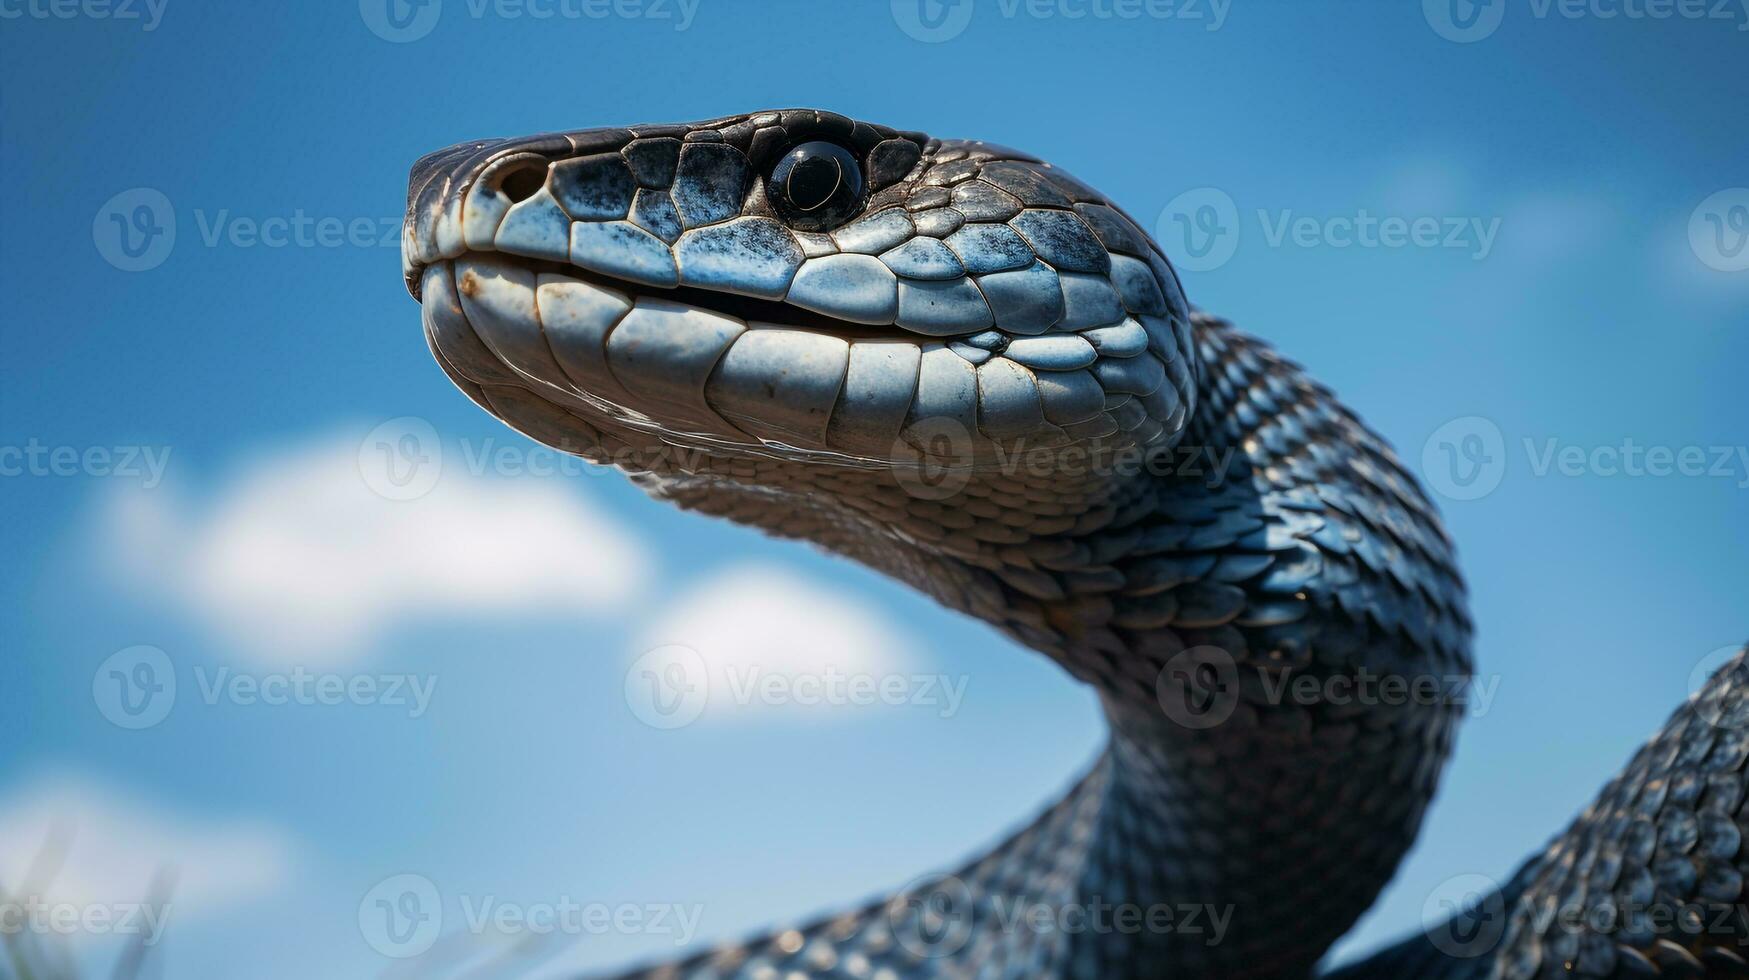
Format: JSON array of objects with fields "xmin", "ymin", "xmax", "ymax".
[
  {"xmin": 101, "ymin": 429, "xmax": 654, "ymax": 665},
  {"xmin": 631, "ymin": 562, "xmax": 929, "ymax": 723},
  {"xmin": 0, "ymin": 775, "xmax": 293, "ymax": 929}
]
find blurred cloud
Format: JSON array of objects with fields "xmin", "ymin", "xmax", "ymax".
[
  {"xmin": 1496, "ymin": 191, "xmax": 1613, "ymax": 266},
  {"xmin": 0, "ymin": 775, "xmax": 293, "ymax": 929},
  {"xmin": 1376, "ymin": 153, "xmax": 1477, "ymax": 216},
  {"xmin": 99, "ymin": 430, "xmax": 654, "ymax": 666},
  {"xmin": 633, "ymin": 562, "xmax": 926, "ymax": 724}
]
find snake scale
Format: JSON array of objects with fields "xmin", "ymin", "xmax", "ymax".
[{"xmin": 399, "ymin": 109, "xmax": 1749, "ymax": 979}]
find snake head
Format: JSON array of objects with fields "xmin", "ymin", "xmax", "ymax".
[{"xmin": 402, "ymin": 109, "xmax": 1197, "ymax": 501}]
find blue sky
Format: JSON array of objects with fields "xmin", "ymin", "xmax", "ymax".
[{"xmin": 2, "ymin": 1, "xmax": 1747, "ymax": 976}]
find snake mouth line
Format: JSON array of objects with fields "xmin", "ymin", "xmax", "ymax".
[
  {"xmin": 448, "ymin": 250, "xmax": 932, "ymax": 343},
  {"xmin": 420, "ymin": 248, "xmax": 1179, "ymax": 462}
]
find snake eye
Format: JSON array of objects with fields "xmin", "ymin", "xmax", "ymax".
[{"xmin": 768, "ymin": 141, "xmax": 864, "ymax": 231}]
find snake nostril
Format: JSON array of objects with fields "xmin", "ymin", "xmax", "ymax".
[{"xmin": 498, "ymin": 163, "xmax": 547, "ymax": 204}]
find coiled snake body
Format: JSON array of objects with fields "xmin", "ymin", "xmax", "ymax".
[{"xmin": 401, "ymin": 109, "xmax": 1749, "ymax": 979}]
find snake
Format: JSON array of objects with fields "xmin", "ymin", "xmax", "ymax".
[{"xmin": 399, "ymin": 109, "xmax": 1749, "ymax": 979}]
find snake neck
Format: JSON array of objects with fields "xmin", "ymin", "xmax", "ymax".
[{"xmin": 633, "ymin": 313, "xmax": 1474, "ymax": 977}]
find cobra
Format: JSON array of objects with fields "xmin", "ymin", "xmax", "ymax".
[{"xmin": 401, "ymin": 109, "xmax": 1749, "ymax": 979}]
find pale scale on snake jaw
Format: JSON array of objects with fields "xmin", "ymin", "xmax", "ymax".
[{"xmin": 401, "ymin": 109, "xmax": 1749, "ymax": 979}]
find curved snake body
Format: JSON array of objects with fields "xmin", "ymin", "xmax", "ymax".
[{"xmin": 400, "ymin": 109, "xmax": 1749, "ymax": 979}]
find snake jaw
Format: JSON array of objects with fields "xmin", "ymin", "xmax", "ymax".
[{"xmin": 404, "ymin": 109, "xmax": 1200, "ymax": 482}]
